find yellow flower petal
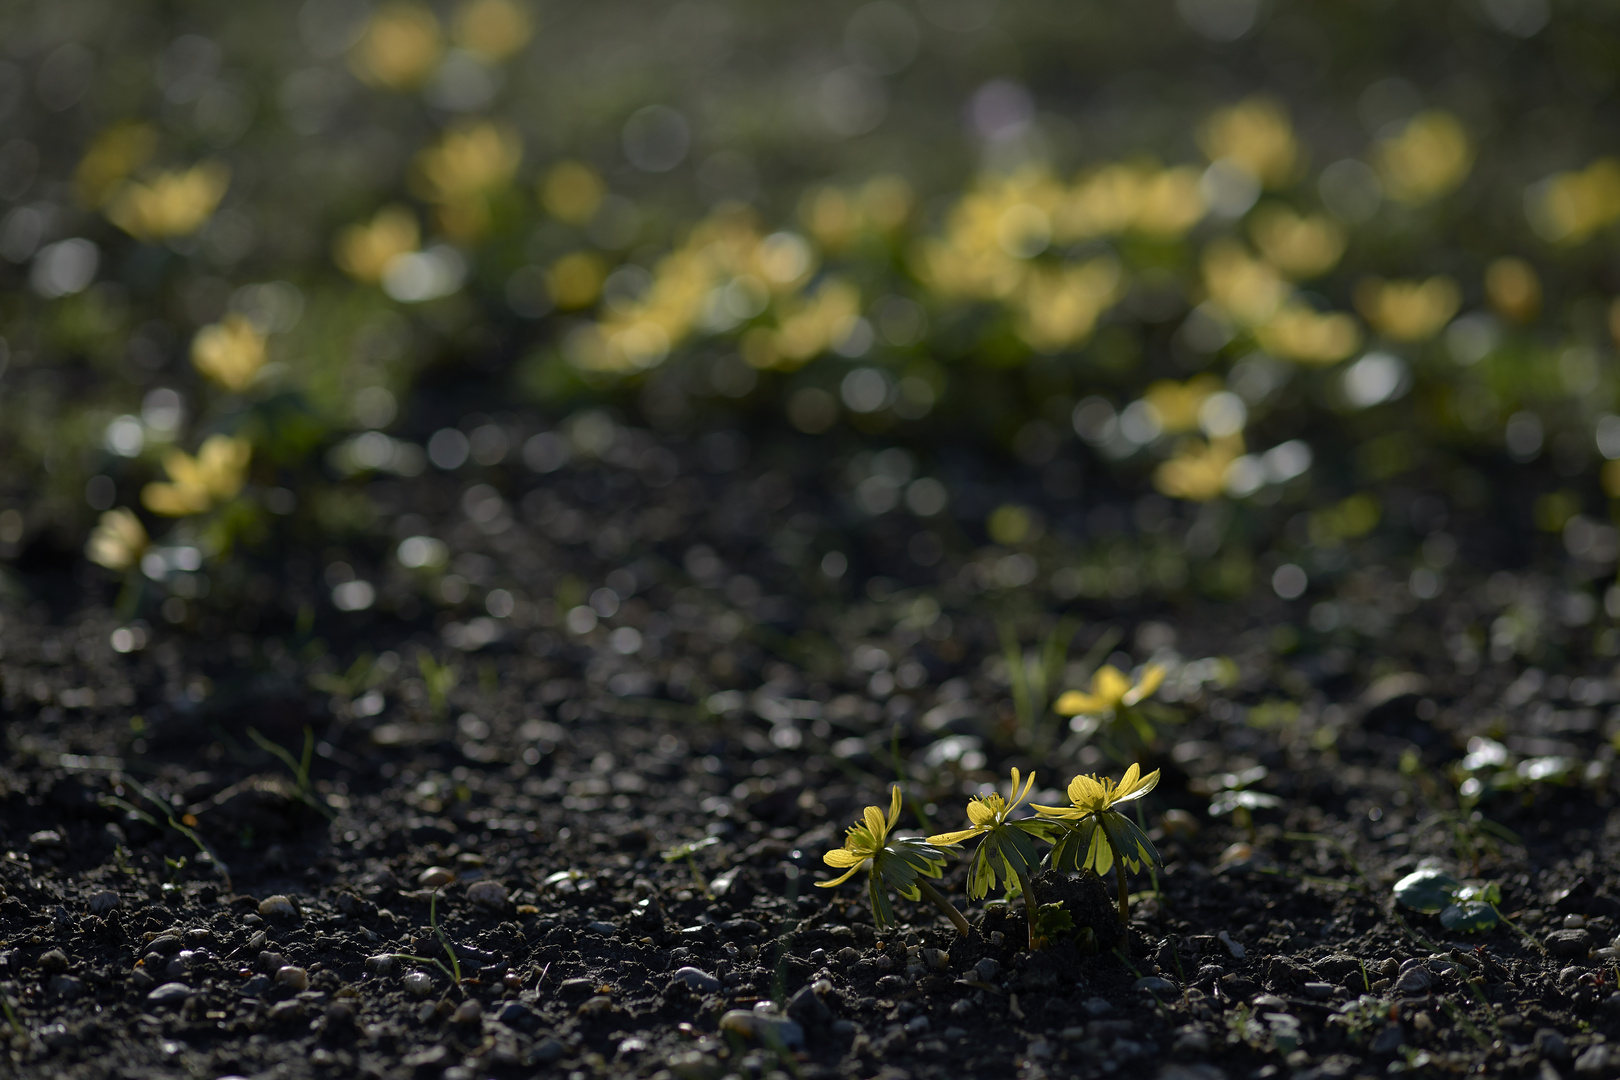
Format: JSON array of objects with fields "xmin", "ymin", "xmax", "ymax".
[
  {"xmin": 1123, "ymin": 664, "xmax": 1167, "ymax": 706},
  {"xmin": 823, "ymin": 848, "xmax": 864, "ymax": 868},
  {"xmin": 1030, "ymin": 802, "xmax": 1081, "ymax": 818},
  {"xmin": 1067, "ymin": 773, "xmax": 1105, "ymax": 809},
  {"xmin": 966, "ymin": 798, "xmax": 997, "ymax": 827},
  {"xmin": 1092, "ymin": 665, "xmax": 1131, "ymax": 706},
  {"xmin": 862, "ymin": 805, "xmax": 887, "ymax": 843},
  {"xmin": 816, "ymin": 865, "xmax": 862, "ymax": 888},
  {"xmin": 1054, "ymin": 690, "xmax": 1105, "ymax": 716},
  {"xmin": 886, "ymin": 784, "xmax": 903, "ymax": 832},
  {"xmin": 926, "ymin": 828, "xmax": 983, "ymax": 846},
  {"xmin": 1088, "ymin": 823, "xmax": 1113, "ymax": 876},
  {"xmin": 1116, "ymin": 767, "xmax": 1161, "ymax": 803}
]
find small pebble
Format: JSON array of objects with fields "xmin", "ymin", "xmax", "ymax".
[
  {"xmin": 403, "ymin": 971, "xmax": 435, "ymax": 997},
  {"xmin": 258, "ymin": 895, "xmax": 297, "ymax": 920},
  {"xmin": 1134, "ymin": 976, "xmax": 1178, "ymax": 994},
  {"xmin": 29, "ymin": 829, "xmax": 63, "ymax": 848},
  {"xmin": 1218, "ymin": 930, "xmax": 1246, "ymax": 959},
  {"xmin": 974, "ymin": 958, "xmax": 1001, "ymax": 982},
  {"xmin": 718, "ymin": 1009, "xmax": 805, "ymax": 1049},
  {"xmin": 258, "ymin": 951, "xmax": 286, "ymax": 973},
  {"xmin": 1394, "ymin": 966, "xmax": 1431, "ymax": 994},
  {"xmin": 1564, "ymin": 914, "xmax": 1587, "ymax": 930},
  {"xmin": 418, "ymin": 866, "xmax": 455, "ymax": 889},
  {"xmin": 671, "ymin": 966, "xmax": 722, "ymax": 994},
  {"xmin": 451, "ymin": 999, "xmax": 483, "ymax": 1025},
  {"xmin": 1546, "ymin": 929, "xmax": 1594, "ymax": 960},
  {"xmin": 37, "ymin": 949, "xmax": 68, "ymax": 973},
  {"xmin": 365, "ymin": 955, "xmax": 400, "ymax": 978},
  {"xmin": 148, "ymin": 935, "xmax": 183, "ymax": 956},
  {"xmin": 146, "ymin": 982, "xmax": 192, "ymax": 1006},
  {"xmin": 275, "ymin": 966, "xmax": 309, "ymax": 991},
  {"xmin": 1302, "ymin": 981, "xmax": 1335, "ymax": 1000},
  {"xmin": 922, "ymin": 948, "xmax": 950, "ymax": 972},
  {"xmin": 87, "ymin": 890, "xmax": 121, "ymax": 915},
  {"xmin": 467, "ymin": 880, "xmax": 508, "ymax": 910}
]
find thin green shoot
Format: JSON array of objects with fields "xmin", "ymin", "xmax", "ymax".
[
  {"xmin": 661, "ymin": 836, "xmax": 719, "ymax": 897},
  {"xmin": 99, "ymin": 778, "xmax": 232, "ymax": 892},
  {"xmin": 246, "ymin": 725, "xmax": 334, "ymax": 820},
  {"xmin": 417, "ymin": 650, "xmax": 460, "ymax": 719},
  {"xmin": 430, "ymin": 886, "xmax": 462, "ymax": 984},
  {"xmin": 890, "ymin": 724, "xmax": 933, "ymax": 835}
]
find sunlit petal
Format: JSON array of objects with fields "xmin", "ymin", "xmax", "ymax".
[
  {"xmin": 1123, "ymin": 663, "xmax": 1167, "ymax": 705},
  {"xmin": 863, "ymin": 805, "xmax": 887, "ymax": 842},
  {"xmin": 816, "ymin": 864, "xmax": 862, "ymax": 888},
  {"xmin": 1054, "ymin": 690, "xmax": 1106, "ymax": 716},
  {"xmin": 886, "ymin": 784, "xmax": 904, "ymax": 831},
  {"xmin": 823, "ymin": 848, "xmax": 865, "ymax": 868},
  {"xmin": 1093, "ymin": 665, "xmax": 1131, "ymax": 705},
  {"xmin": 966, "ymin": 798, "xmax": 997, "ymax": 826},
  {"xmin": 927, "ymin": 827, "xmax": 983, "ymax": 846}
]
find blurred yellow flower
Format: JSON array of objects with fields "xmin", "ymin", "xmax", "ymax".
[
  {"xmin": 1355, "ymin": 275, "xmax": 1460, "ymax": 341},
  {"xmin": 86, "ymin": 509, "xmax": 148, "ymax": 572},
  {"xmin": 1154, "ymin": 434, "xmax": 1244, "ymax": 501},
  {"xmin": 142, "ymin": 435, "xmax": 252, "ymax": 517},
  {"xmin": 1375, "ymin": 110, "xmax": 1473, "ymax": 205},
  {"xmin": 1255, "ymin": 304, "xmax": 1362, "ymax": 364},
  {"xmin": 333, "ymin": 205, "xmax": 420, "ymax": 283},
  {"xmin": 1485, "ymin": 257, "xmax": 1541, "ymax": 323},
  {"xmin": 452, "ymin": 0, "xmax": 533, "ymax": 61},
  {"xmin": 540, "ymin": 161, "xmax": 605, "ymax": 225},
  {"xmin": 1134, "ymin": 166, "xmax": 1207, "ymax": 238},
  {"xmin": 1202, "ymin": 240, "xmax": 1288, "ymax": 326},
  {"xmin": 548, "ymin": 251, "xmax": 607, "ymax": 309},
  {"xmin": 1143, "ymin": 375, "xmax": 1221, "ymax": 434},
  {"xmin": 412, "ymin": 121, "xmax": 522, "ymax": 239},
  {"xmin": 1199, "ymin": 97, "xmax": 1300, "ymax": 189},
  {"xmin": 350, "ymin": 3, "xmax": 442, "ymax": 89},
  {"xmin": 105, "ymin": 162, "xmax": 230, "ymax": 242},
  {"xmin": 1055, "ymin": 664, "xmax": 1166, "ymax": 717},
  {"xmin": 1011, "ymin": 258, "xmax": 1123, "ymax": 352},
  {"xmin": 800, "ymin": 176, "xmax": 913, "ymax": 252},
  {"xmin": 757, "ymin": 278, "xmax": 861, "ymax": 368},
  {"xmin": 1248, "ymin": 205, "xmax": 1346, "ymax": 279},
  {"xmin": 191, "ymin": 315, "xmax": 267, "ymax": 392},
  {"xmin": 74, "ymin": 123, "xmax": 156, "ymax": 208},
  {"xmin": 1527, "ymin": 158, "xmax": 1620, "ymax": 244}
]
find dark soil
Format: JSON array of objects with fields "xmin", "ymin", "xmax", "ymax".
[{"xmin": 3, "ymin": 421, "xmax": 1619, "ymax": 1080}]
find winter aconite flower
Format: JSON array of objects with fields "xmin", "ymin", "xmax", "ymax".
[
  {"xmin": 819, "ymin": 785, "xmax": 969, "ymax": 934},
  {"xmin": 86, "ymin": 508, "xmax": 148, "ymax": 572},
  {"xmin": 141, "ymin": 435, "xmax": 252, "ymax": 517},
  {"xmin": 928, "ymin": 768, "xmax": 1055, "ymax": 947},
  {"xmin": 1033, "ymin": 764, "xmax": 1163, "ymax": 923},
  {"xmin": 1055, "ymin": 664, "xmax": 1166, "ymax": 719},
  {"xmin": 191, "ymin": 315, "xmax": 267, "ymax": 392}
]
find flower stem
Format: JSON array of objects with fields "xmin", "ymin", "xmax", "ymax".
[
  {"xmin": 1013, "ymin": 867, "xmax": 1040, "ymax": 951},
  {"xmin": 916, "ymin": 878, "xmax": 972, "ymax": 937}
]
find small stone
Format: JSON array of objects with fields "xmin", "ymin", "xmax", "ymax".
[
  {"xmin": 130, "ymin": 968, "xmax": 154, "ymax": 991},
  {"xmin": 403, "ymin": 971, "xmax": 435, "ymax": 997},
  {"xmin": 146, "ymin": 982, "xmax": 193, "ymax": 1006},
  {"xmin": 267, "ymin": 999, "xmax": 305, "ymax": 1023},
  {"xmin": 922, "ymin": 947, "xmax": 950, "ymax": 972},
  {"xmin": 1313, "ymin": 954, "xmax": 1363, "ymax": 985},
  {"xmin": 258, "ymin": 950, "xmax": 286, "ymax": 972},
  {"xmin": 451, "ymin": 999, "xmax": 483, "ymax": 1025},
  {"xmin": 1302, "ymin": 982, "xmax": 1334, "ymax": 1000},
  {"xmin": 1135, "ymin": 976, "xmax": 1178, "ymax": 994},
  {"xmin": 1370, "ymin": 1023, "xmax": 1404, "ymax": 1055},
  {"xmin": 275, "ymin": 965, "xmax": 309, "ymax": 991},
  {"xmin": 671, "ymin": 966, "xmax": 722, "ymax": 994},
  {"xmin": 1546, "ymin": 929, "xmax": 1594, "ymax": 960},
  {"xmin": 418, "ymin": 866, "xmax": 455, "ymax": 889},
  {"xmin": 1081, "ymin": 997, "xmax": 1114, "ymax": 1018},
  {"xmin": 37, "ymin": 949, "xmax": 68, "ymax": 973},
  {"xmin": 1535, "ymin": 1028, "xmax": 1571, "ymax": 1063},
  {"xmin": 719, "ymin": 1009, "xmax": 805, "ymax": 1049},
  {"xmin": 668, "ymin": 1050, "xmax": 721, "ymax": 1080},
  {"xmin": 48, "ymin": 975, "xmax": 85, "ymax": 998},
  {"xmin": 365, "ymin": 954, "xmax": 400, "ymax": 978},
  {"xmin": 495, "ymin": 1000, "xmax": 535, "ymax": 1027},
  {"xmin": 1394, "ymin": 966, "xmax": 1431, "ymax": 994},
  {"xmin": 1565, "ymin": 914, "xmax": 1588, "ymax": 930},
  {"xmin": 530, "ymin": 1038, "xmax": 566, "ymax": 1065},
  {"xmin": 974, "ymin": 958, "xmax": 1001, "ymax": 982},
  {"xmin": 1217, "ymin": 930, "xmax": 1246, "ymax": 959},
  {"xmin": 87, "ymin": 890, "xmax": 120, "ymax": 915},
  {"xmin": 835, "ymin": 947, "xmax": 860, "ymax": 965},
  {"xmin": 257, "ymin": 895, "xmax": 297, "ymax": 920},
  {"xmin": 466, "ymin": 880, "xmax": 508, "ymax": 910},
  {"xmin": 29, "ymin": 829, "xmax": 63, "ymax": 848},
  {"xmin": 587, "ymin": 920, "xmax": 617, "ymax": 935},
  {"xmin": 1172, "ymin": 1028, "xmax": 1212, "ymax": 1055},
  {"xmin": 1574, "ymin": 1044, "xmax": 1612, "ymax": 1077},
  {"xmin": 148, "ymin": 934, "xmax": 183, "ymax": 955},
  {"xmin": 239, "ymin": 975, "xmax": 271, "ymax": 996},
  {"xmin": 787, "ymin": 983, "xmax": 832, "ymax": 1024}
]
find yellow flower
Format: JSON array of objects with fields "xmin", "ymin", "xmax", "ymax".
[
  {"xmin": 1010, "ymin": 258, "xmax": 1123, "ymax": 353},
  {"xmin": 1154, "ymin": 434, "xmax": 1245, "ymax": 502},
  {"xmin": 334, "ymin": 205, "xmax": 420, "ymax": 283},
  {"xmin": 105, "ymin": 162, "xmax": 230, "ymax": 242},
  {"xmin": 350, "ymin": 3, "xmax": 442, "ymax": 90},
  {"xmin": 74, "ymin": 123, "xmax": 156, "ymax": 208},
  {"xmin": 1527, "ymin": 158, "xmax": 1620, "ymax": 244},
  {"xmin": 86, "ymin": 509, "xmax": 148, "ymax": 572},
  {"xmin": 927, "ymin": 767, "xmax": 1038, "ymax": 848},
  {"xmin": 412, "ymin": 121, "xmax": 522, "ymax": 239},
  {"xmin": 1032, "ymin": 763, "xmax": 1163, "ymax": 896},
  {"xmin": 1202, "ymin": 240, "xmax": 1288, "ymax": 327},
  {"xmin": 539, "ymin": 161, "xmax": 606, "ymax": 225},
  {"xmin": 1248, "ymin": 206, "xmax": 1345, "ymax": 279},
  {"xmin": 1255, "ymin": 304, "xmax": 1362, "ymax": 365},
  {"xmin": 1375, "ymin": 110, "xmax": 1473, "ymax": 206},
  {"xmin": 452, "ymin": 0, "xmax": 534, "ymax": 62},
  {"xmin": 1143, "ymin": 376, "xmax": 1221, "ymax": 435},
  {"xmin": 819, "ymin": 784, "xmax": 905, "ymax": 888},
  {"xmin": 1485, "ymin": 257, "xmax": 1541, "ymax": 323},
  {"xmin": 1055, "ymin": 664, "xmax": 1166, "ymax": 718},
  {"xmin": 191, "ymin": 315, "xmax": 267, "ymax": 392},
  {"xmin": 1355, "ymin": 275, "xmax": 1460, "ymax": 342},
  {"xmin": 141, "ymin": 435, "xmax": 252, "ymax": 517},
  {"xmin": 1199, "ymin": 97, "xmax": 1300, "ymax": 189}
]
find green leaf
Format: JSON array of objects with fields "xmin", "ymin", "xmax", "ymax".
[
  {"xmin": 1392, "ymin": 867, "xmax": 1462, "ymax": 913},
  {"xmin": 1439, "ymin": 900, "xmax": 1499, "ymax": 932}
]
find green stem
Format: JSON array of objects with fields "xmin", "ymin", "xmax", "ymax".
[
  {"xmin": 916, "ymin": 878, "xmax": 972, "ymax": 937},
  {"xmin": 1013, "ymin": 867, "xmax": 1039, "ymax": 951}
]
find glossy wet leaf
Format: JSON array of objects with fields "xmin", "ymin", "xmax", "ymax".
[
  {"xmin": 1392, "ymin": 867, "xmax": 1462, "ymax": 913},
  {"xmin": 1439, "ymin": 900, "xmax": 1499, "ymax": 932}
]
